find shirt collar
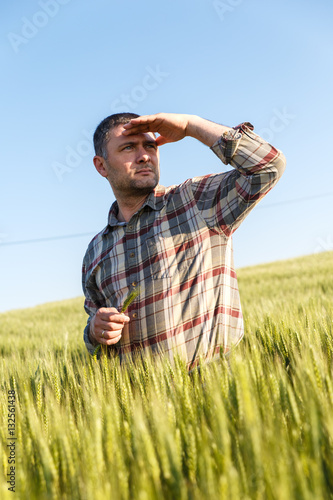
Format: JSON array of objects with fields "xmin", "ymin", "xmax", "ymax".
[{"xmin": 102, "ymin": 185, "xmax": 167, "ymax": 235}]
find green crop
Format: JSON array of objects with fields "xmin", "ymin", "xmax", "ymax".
[{"xmin": 0, "ymin": 252, "xmax": 332, "ymax": 500}]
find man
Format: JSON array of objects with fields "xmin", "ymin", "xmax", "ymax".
[{"xmin": 82, "ymin": 112, "xmax": 286, "ymax": 369}]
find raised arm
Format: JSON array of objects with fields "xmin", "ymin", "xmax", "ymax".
[
  {"xmin": 192, "ymin": 122, "xmax": 287, "ymax": 235},
  {"xmin": 123, "ymin": 113, "xmax": 287, "ymax": 236},
  {"xmin": 122, "ymin": 113, "xmax": 232, "ymax": 147}
]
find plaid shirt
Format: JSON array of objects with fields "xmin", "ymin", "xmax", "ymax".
[{"xmin": 82, "ymin": 123, "xmax": 286, "ymax": 369}]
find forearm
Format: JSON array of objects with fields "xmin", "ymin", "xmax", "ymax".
[
  {"xmin": 122, "ymin": 112, "xmax": 232, "ymax": 147},
  {"xmin": 186, "ymin": 115, "xmax": 232, "ymax": 147}
]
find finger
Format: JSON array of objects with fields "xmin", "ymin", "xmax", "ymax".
[
  {"xmin": 156, "ymin": 136, "xmax": 169, "ymax": 146},
  {"xmin": 98, "ymin": 328, "xmax": 122, "ymax": 343},
  {"xmin": 122, "ymin": 124, "xmax": 153, "ymax": 135},
  {"xmin": 99, "ymin": 317, "xmax": 129, "ymax": 336},
  {"xmin": 98, "ymin": 307, "xmax": 119, "ymax": 314},
  {"xmin": 122, "ymin": 117, "xmax": 160, "ymax": 135},
  {"xmin": 101, "ymin": 323, "xmax": 126, "ymax": 335},
  {"xmin": 123, "ymin": 115, "xmax": 158, "ymax": 128},
  {"xmin": 98, "ymin": 312, "xmax": 130, "ymax": 324},
  {"xmin": 104, "ymin": 334, "xmax": 122, "ymax": 346},
  {"xmin": 98, "ymin": 335, "xmax": 121, "ymax": 346},
  {"xmin": 94, "ymin": 323, "xmax": 125, "ymax": 339}
]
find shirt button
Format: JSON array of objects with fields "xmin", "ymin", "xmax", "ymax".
[
  {"xmin": 128, "ymin": 225, "xmax": 134, "ymax": 230},
  {"xmin": 132, "ymin": 312, "xmax": 138, "ymax": 319},
  {"xmin": 132, "ymin": 281, "xmax": 137, "ymax": 287},
  {"xmin": 130, "ymin": 252, "xmax": 135, "ymax": 258}
]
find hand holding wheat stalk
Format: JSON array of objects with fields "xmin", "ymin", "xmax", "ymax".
[{"xmin": 92, "ymin": 286, "xmax": 141, "ymax": 359}]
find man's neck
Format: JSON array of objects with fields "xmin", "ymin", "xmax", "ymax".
[{"xmin": 116, "ymin": 194, "xmax": 150, "ymax": 223}]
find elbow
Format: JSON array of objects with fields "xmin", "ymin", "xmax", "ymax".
[{"xmin": 274, "ymin": 150, "xmax": 286, "ymax": 180}]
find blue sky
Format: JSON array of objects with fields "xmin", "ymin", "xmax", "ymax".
[{"xmin": 1, "ymin": 0, "xmax": 332, "ymax": 312}]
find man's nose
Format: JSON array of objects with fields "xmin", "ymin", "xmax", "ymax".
[{"xmin": 136, "ymin": 148, "xmax": 150, "ymax": 163}]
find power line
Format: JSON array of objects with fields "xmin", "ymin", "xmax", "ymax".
[
  {"xmin": 0, "ymin": 192, "xmax": 332, "ymax": 247},
  {"xmin": 257, "ymin": 191, "xmax": 333, "ymax": 209},
  {"xmin": 0, "ymin": 232, "xmax": 96, "ymax": 247}
]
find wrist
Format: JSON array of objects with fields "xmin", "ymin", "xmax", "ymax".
[
  {"xmin": 185, "ymin": 115, "xmax": 232, "ymax": 147},
  {"xmin": 184, "ymin": 115, "xmax": 200, "ymax": 139}
]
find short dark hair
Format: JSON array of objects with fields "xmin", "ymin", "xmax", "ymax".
[{"xmin": 93, "ymin": 112, "xmax": 140, "ymax": 159}]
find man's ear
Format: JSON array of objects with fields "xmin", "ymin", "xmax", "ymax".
[{"xmin": 93, "ymin": 156, "xmax": 109, "ymax": 178}]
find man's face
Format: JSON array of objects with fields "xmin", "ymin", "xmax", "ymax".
[{"xmin": 99, "ymin": 124, "xmax": 160, "ymax": 196}]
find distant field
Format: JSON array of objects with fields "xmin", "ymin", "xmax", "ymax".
[{"xmin": 0, "ymin": 252, "xmax": 332, "ymax": 499}]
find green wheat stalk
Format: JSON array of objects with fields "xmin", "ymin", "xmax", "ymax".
[{"xmin": 120, "ymin": 286, "xmax": 141, "ymax": 313}]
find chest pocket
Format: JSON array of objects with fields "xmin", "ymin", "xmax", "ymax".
[{"xmin": 146, "ymin": 230, "xmax": 196, "ymax": 279}]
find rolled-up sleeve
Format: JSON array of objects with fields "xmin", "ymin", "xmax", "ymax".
[{"xmin": 192, "ymin": 122, "xmax": 286, "ymax": 236}]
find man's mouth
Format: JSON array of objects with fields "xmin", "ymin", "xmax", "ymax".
[{"xmin": 136, "ymin": 168, "xmax": 153, "ymax": 174}]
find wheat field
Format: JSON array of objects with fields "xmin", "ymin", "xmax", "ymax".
[{"xmin": 0, "ymin": 251, "xmax": 332, "ymax": 499}]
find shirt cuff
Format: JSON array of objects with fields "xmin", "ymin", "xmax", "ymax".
[
  {"xmin": 83, "ymin": 322, "xmax": 99, "ymax": 355},
  {"xmin": 210, "ymin": 122, "xmax": 254, "ymax": 165}
]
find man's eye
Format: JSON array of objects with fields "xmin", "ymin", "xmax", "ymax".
[
  {"xmin": 123, "ymin": 146, "xmax": 132, "ymax": 150},
  {"xmin": 146, "ymin": 144, "xmax": 156, "ymax": 149}
]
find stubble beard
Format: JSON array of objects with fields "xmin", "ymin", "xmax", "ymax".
[
  {"xmin": 107, "ymin": 162, "xmax": 160, "ymax": 197},
  {"xmin": 127, "ymin": 170, "xmax": 159, "ymax": 195}
]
